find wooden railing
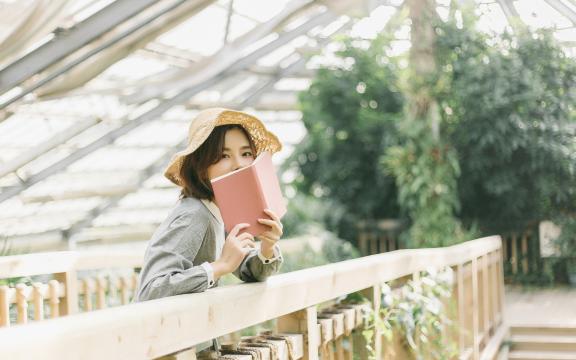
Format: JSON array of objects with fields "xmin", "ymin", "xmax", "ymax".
[
  {"xmin": 0, "ymin": 236, "xmax": 506, "ymax": 359},
  {"xmin": 0, "ymin": 250, "xmax": 143, "ymax": 326}
]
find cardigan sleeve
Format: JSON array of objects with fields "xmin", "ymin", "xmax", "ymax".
[
  {"xmin": 134, "ymin": 211, "xmax": 211, "ymax": 301},
  {"xmin": 232, "ymin": 245, "xmax": 284, "ymax": 282}
]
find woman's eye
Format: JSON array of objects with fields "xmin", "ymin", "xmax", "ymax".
[
  {"xmin": 243, "ymin": 152, "xmax": 253, "ymax": 157},
  {"xmin": 222, "ymin": 154, "xmax": 230, "ymax": 159}
]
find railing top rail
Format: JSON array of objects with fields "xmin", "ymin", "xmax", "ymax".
[
  {"xmin": 0, "ymin": 236, "xmax": 501, "ymax": 360},
  {"xmin": 0, "ymin": 249, "xmax": 145, "ymax": 278}
]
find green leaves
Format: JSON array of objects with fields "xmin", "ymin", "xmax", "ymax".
[
  {"xmin": 438, "ymin": 22, "xmax": 576, "ymax": 233},
  {"xmin": 284, "ymin": 35, "xmax": 404, "ymax": 240},
  {"xmin": 346, "ymin": 268, "xmax": 457, "ymax": 360},
  {"xmin": 287, "ymin": 9, "xmax": 576, "ymax": 248}
]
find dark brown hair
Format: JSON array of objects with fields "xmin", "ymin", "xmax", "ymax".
[{"xmin": 179, "ymin": 124, "xmax": 256, "ymax": 201}]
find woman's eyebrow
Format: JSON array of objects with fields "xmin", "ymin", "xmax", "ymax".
[{"xmin": 223, "ymin": 145, "xmax": 252, "ymax": 151}]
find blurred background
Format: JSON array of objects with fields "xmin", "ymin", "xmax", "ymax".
[{"xmin": 0, "ymin": 0, "xmax": 575, "ymax": 287}]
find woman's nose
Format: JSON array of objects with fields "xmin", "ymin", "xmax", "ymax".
[
  {"xmin": 232, "ymin": 155, "xmax": 250, "ymax": 170},
  {"xmin": 231, "ymin": 156, "xmax": 243, "ymax": 170}
]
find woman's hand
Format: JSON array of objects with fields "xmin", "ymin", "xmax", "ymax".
[
  {"xmin": 257, "ymin": 209, "xmax": 283, "ymax": 258},
  {"xmin": 212, "ymin": 223, "xmax": 256, "ymax": 279}
]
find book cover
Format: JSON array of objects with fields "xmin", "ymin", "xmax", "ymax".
[{"xmin": 211, "ymin": 151, "xmax": 287, "ymax": 236}]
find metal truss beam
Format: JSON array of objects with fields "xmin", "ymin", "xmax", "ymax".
[
  {"xmin": 240, "ymin": 20, "xmax": 352, "ymax": 108},
  {"xmin": 34, "ymin": 0, "xmax": 215, "ymax": 100},
  {"xmin": 495, "ymin": 0, "xmax": 521, "ymax": 25},
  {"xmin": 0, "ymin": 0, "xmax": 161, "ymax": 96},
  {"xmin": 0, "ymin": 117, "xmax": 100, "ymax": 179},
  {"xmin": 0, "ymin": 0, "xmax": 206, "ymax": 110},
  {"xmin": 126, "ymin": 0, "xmax": 319, "ymax": 103},
  {"xmin": 0, "ymin": 8, "xmax": 339, "ymax": 205},
  {"xmin": 543, "ymin": 0, "xmax": 576, "ymax": 25},
  {"xmin": 63, "ymin": 139, "xmax": 187, "ymax": 247}
]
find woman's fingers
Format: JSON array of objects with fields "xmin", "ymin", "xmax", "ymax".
[
  {"xmin": 258, "ymin": 231, "xmax": 278, "ymax": 241},
  {"xmin": 229, "ymin": 223, "xmax": 250, "ymax": 237},
  {"xmin": 240, "ymin": 240, "xmax": 256, "ymax": 250},
  {"xmin": 263, "ymin": 209, "xmax": 281, "ymax": 224},
  {"xmin": 240, "ymin": 239, "xmax": 256, "ymax": 247},
  {"xmin": 259, "ymin": 235, "xmax": 277, "ymax": 245},
  {"xmin": 236, "ymin": 232, "xmax": 254, "ymax": 241},
  {"xmin": 257, "ymin": 218, "xmax": 283, "ymax": 235}
]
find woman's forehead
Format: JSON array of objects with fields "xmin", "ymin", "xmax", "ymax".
[{"xmin": 223, "ymin": 127, "xmax": 253, "ymax": 147}]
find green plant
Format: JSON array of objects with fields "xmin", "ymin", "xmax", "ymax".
[
  {"xmin": 390, "ymin": 268, "xmax": 457, "ymax": 359},
  {"xmin": 342, "ymin": 267, "xmax": 457, "ymax": 359}
]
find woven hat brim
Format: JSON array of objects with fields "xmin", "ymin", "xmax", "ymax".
[{"xmin": 164, "ymin": 109, "xmax": 282, "ymax": 187}]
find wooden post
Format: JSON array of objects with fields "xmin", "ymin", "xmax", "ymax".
[
  {"xmin": 96, "ymin": 276, "xmax": 107, "ymax": 310},
  {"xmin": 32, "ymin": 283, "xmax": 44, "ymax": 321},
  {"xmin": 321, "ymin": 312, "xmax": 344, "ymax": 360},
  {"xmin": 48, "ymin": 280, "xmax": 60, "ymax": 318},
  {"xmin": 501, "ymin": 235, "xmax": 507, "ymax": 263},
  {"xmin": 521, "ymin": 233, "xmax": 529, "ymax": 274},
  {"xmin": 497, "ymin": 248, "xmax": 506, "ymax": 326},
  {"xmin": 338, "ymin": 308, "xmax": 356, "ymax": 360},
  {"xmin": 482, "ymin": 254, "xmax": 490, "ymax": 338},
  {"xmin": 351, "ymin": 306, "xmax": 369, "ymax": 360},
  {"xmin": 369, "ymin": 233, "xmax": 378, "ymax": 255},
  {"xmin": 359, "ymin": 231, "xmax": 368, "ymax": 256},
  {"xmin": 456, "ymin": 263, "xmax": 465, "ymax": 355},
  {"xmin": 277, "ymin": 306, "xmax": 319, "ymax": 360},
  {"xmin": 83, "ymin": 279, "xmax": 93, "ymax": 312},
  {"xmin": 120, "ymin": 276, "xmax": 130, "ymax": 305},
  {"xmin": 0, "ymin": 285, "xmax": 10, "ymax": 327},
  {"xmin": 489, "ymin": 252, "xmax": 498, "ymax": 327},
  {"xmin": 131, "ymin": 272, "xmax": 139, "ymax": 294},
  {"xmin": 16, "ymin": 284, "xmax": 28, "ymax": 325},
  {"xmin": 54, "ymin": 271, "xmax": 78, "ymax": 316},
  {"xmin": 360, "ymin": 285, "xmax": 381, "ymax": 360},
  {"xmin": 511, "ymin": 234, "xmax": 518, "ymax": 275},
  {"xmin": 471, "ymin": 258, "xmax": 480, "ymax": 360},
  {"xmin": 318, "ymin": 318, "xmax": 334, "ymax": 360},
  {"xmin": 379, "ymin": 235, "xmax": 387, "ymax": 254}
]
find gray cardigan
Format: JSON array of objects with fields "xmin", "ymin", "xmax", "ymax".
[{"xmin": 135, "ymin": 197, "xmax": 283, "ymax": 302}]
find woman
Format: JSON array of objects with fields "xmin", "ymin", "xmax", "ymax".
[{"xmin": 135, "ymin": 108, "xmax": 284, "ymax": 302}]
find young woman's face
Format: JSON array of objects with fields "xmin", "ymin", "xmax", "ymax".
[{"xmin": 207, "ymin": 127, "xmax": 255, "ymax": 180}]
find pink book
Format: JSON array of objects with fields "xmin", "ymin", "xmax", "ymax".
[{"xmin": 211, "ymin": 151, "xmax": 287, "ymax": 236}]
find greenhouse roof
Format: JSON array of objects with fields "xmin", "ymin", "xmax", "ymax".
[{"xmin": 0, "ymin": 0, "xmax": 574, "ymax": 252}]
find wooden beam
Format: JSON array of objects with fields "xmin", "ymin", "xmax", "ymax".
[{"xmin": 0, "ymin": 250, "xmax": 144, "ymax": 279}]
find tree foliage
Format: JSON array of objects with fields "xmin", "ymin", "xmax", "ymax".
[
  {"xmin": 286, "ymin": 11, "xmax": 576, "ymax": 245},
  {"xmin": 435, "ymin": 22, "xmax": 576, "ymax": 233},
  {"xmin": 283, "ymin": 36, "xmax": 404, "ymax": 241}
]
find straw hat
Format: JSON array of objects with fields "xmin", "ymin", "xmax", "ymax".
[{"xmin": 164, "ymin": 108, "xmax": 282, "ymax": 187}]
